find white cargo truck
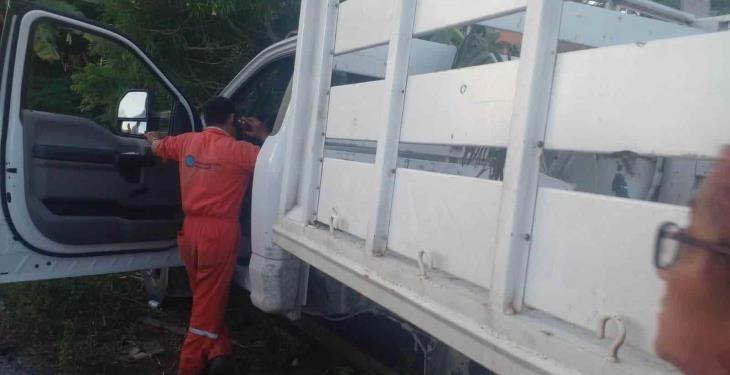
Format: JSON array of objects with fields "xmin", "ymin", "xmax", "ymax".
[{"xmin": 1, "ymin": 0, "xmax": 729, "ymax": 373}]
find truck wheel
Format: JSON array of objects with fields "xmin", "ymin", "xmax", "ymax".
[{"xmin": 141, "ymin": 268, "xmax": 169, "ymax": 303}]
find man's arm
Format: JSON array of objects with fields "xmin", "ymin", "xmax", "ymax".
[
  {"xmin": 144, "ymin": 131, "xmax": 163, "ymax": 153},
  {"xmin": 145, "ymin": 131, "xmax": 184, "ymax": 161}
]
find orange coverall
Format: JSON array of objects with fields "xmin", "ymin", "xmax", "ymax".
[{"xmin": 154, "ymin": 127, "xmax": 259, "ymax": 374}]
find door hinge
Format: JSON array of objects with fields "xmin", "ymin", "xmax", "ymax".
[{"xmin": 6, "ymin": 168, "xmax": 17, "ymax": 173}]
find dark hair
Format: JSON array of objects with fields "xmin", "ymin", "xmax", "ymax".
[{"xmin": 203, "ymin": 96, "xmax": 235, "ymax": 125}]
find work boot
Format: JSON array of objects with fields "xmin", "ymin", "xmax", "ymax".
[{"xmin": 207, "ymin": 356, "xmax": 237, "ymax": 375}]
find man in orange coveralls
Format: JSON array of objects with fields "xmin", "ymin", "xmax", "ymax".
[{"xmin": 144, "ymin": 97, "xmax": 270, "ymax": 374}]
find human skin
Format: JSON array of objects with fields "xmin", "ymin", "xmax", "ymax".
[{"xmin": 655, "ymin": 147, "xmax": 730, "ymax": 375}]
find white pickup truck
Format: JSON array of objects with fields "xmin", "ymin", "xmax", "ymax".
[{"xmin": 1, "ymin": 0, "xmax": 729, "ymax": 374}]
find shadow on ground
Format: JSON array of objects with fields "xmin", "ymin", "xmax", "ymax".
[{"xmin": 0, "ymin": 272, "xmax": 368, "ymax": 374}]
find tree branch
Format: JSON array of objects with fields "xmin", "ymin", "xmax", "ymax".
[
  {"xmin": 184, "ymin": 44, "xmax": 238, "ymax": 51},
  {"xmin": 262, "ymin": 10, "xmax": 280, "ymax": 43},
  {"xmin": 141, "ymin": 26, "xmax": 183, "ymax": 36}
]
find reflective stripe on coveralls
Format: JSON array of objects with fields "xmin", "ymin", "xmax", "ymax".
[{"xmin": 189, "ymin": 327, "xmax": 219, "ymax": 340}]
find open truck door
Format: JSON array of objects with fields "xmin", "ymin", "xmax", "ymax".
[{"xmin": 0, "ymin": 2, "xmax": 200, "ymax": 283}]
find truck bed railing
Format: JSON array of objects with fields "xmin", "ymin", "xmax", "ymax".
[{"xmin": 276, "ymin": 1, "xmax": 729, "ymax": 373}]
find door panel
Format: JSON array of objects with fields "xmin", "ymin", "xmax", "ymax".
[
  {"xmin": 23, "ymin": 110, "xmax": 181, "ymax": 245},
  {"xmin": 0, "ymin": 6, "xmax": 197, "ymax": 261}
]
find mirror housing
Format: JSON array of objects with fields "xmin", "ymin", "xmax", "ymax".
[{"xmin": 117, "ymin": 90, "xmax": 149, "ymax": 136}]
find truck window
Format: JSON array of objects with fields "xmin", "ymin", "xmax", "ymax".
[
  {"xmin": 23, "ymin": 20, "xmax": 176, "ymax": 136},
  {"xmin": 230, "ymin": 56, "xmax": 295, "ymax": 136}
]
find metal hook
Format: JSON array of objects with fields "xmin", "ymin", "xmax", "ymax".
[
  {"xmin": 329, "ymin": 207, "xmax": 338, "ymax": 235},
  {"xmin": 418, "ymin": 250, "xmax": 433, "ymax": 279},
  {"xmin": 596, "ymin": 312, "xmax": 626, "ymax": 363}
]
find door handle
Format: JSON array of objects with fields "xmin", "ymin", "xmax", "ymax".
[{"xmin": 116, "ymin": 151, "xmax": 154, "ymax": 167}]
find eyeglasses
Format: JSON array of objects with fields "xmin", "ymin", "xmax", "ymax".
[{"xmin": 654, "ymin": 222, "xmax": 730, "ymax": 269}]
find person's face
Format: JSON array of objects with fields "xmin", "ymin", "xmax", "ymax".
[
  {"xmin": 655, "ymin": 230, "xmax": 730, "ymax": 372},
  {"xmin": 655, "ymin": 149, "xmax": 730, "ymax": 373}
]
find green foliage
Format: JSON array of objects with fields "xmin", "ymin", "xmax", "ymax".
[
  {"xmin": 30, "ymin": 0, "xmax": 83, "ymax": 61},
  {"xmin": 21, "ymin": 0, "xmax": 300, "ymax": 127},
  {"xmin": 86, "ymin": 0, "xmax": 300, "ymax": 106},
  {"xmin": 69, "ymin": 33, "xmax": 173, "ymax": 126}
]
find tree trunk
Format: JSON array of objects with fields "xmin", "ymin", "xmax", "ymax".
[{"xmin": 681, "ymin": 0, "xmax": 711, "ymax": 16}]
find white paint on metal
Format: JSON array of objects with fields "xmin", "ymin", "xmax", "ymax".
[
  {"xmin": 273, "ymin": 219, "xmax": 676, "ymax": 375},
  {"xmin": 693, "ymin": 14, "xmax": 730, "ymax": 32},
  {"xmin": 335, "ymin": 0, "xmax": 526, "ymax": 55},
  {"xmin": 334, "ymin": 0, "xmax": 394, "ymax": 55},
  {"xmin": 490, "ymin": 0, "xmax": 564, "ymax": 313},
  {"xmin": 615, "ymin": 0, "xmax": 696, "ymax": 24},
  {"xmin": 481, "ymin": 1, "xmax": 701, "ymax": 49},
  {"xmin": 295, "ymin": 0, "xmax": 340, "ymax": 224},
  {"xmin": 545, "ymin": 31, "xmax": 730, "ymax": 159},
  {"xmin": 326, "ymin": 80, "xmax": 385, "ymax": 141},
  {"xmin": 413, "ymin": 0, "xmax": 526, "ymax": 37},
  {"xmin": 389, "ymin": 169, "xmax": 501, "ymax": 288},
  {"xmin": 596, "ymin": 313, "xmax": 627, "ymax": 363},
  {"xmin": 334, "ymin": 47, "xmax": 389, "ymax": 79},
  {"xmin": 0, "ymin": 249, "xmax": 182, "ymax": 284},
  {"xmin": 365, "ymin": 0, "xmax": 418, "ymax": 256},
  {"xmin": 525, "ymin": 188, "xmax": 688, "ymax": 353},
  {"xmin": 401, "ymin": 61, "xmax": 518, "ymax": 147},
  {"xmin": 252, "ymin": 124, "xmax": 294, "ymax": 260},
  {"xmin": 278, "ymin": 0, "xmax": 339, "ymax": 221},
  {"xmin": 272, "ymin": 0, "xmax": 725, "ymax": 373},
  {"xmin": 316, "ymin": 158, "xmax": 375, "ymax": 239},
  {"xmin": 334, "ymin": 39, "xmax": 456, "ymax": 79}
]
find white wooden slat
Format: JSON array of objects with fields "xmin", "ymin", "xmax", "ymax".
[
  {"xmin": 334, "ymin": 39, "xmax": 457, "ymax": 79},
  {"xmin": 389, "ymin": 169, "xmax": 502, "ymax": 288},
  {"xmin": 334, "ymin": 0, "xmax": 394, "ymax": 55},
  {"xmin": 545, "ymin": 31, "xmax": 730, "ymax": 159},
  {"xmin": 326, "ymin": 80, "xmax": 384, "ymax": 141},
  {"xmin": 481, "ymin": 1, "xmax": 700, "ymax": 49},
  {"xmin": 316, "ymin": 158, "xmax": 375, "ymax": 239},
  {"xmin": 525, "ymin": 188, "xmax": 689, "ymax": 353},
  {"xmin": 401, "ymin": 61, "xmax": 518, "ymax": 147},
  {"xmin": 414, "ymin": 0, "xmax": 525, "ymax": 37},
  {"xmin": 334, "ymin": 0, "xmax": 525, "ymax": 55}
]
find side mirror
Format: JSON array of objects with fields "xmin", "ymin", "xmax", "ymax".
[{"xmin": 117, "ymin": 90, "xmax": 149, "ymax": 135}]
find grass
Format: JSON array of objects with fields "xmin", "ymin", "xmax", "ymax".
[
  {"xmin": 0, "ymin": 272, "xmax": 369, "ymax": 374},
  {"xmin": 0, "ymin": 273, "xmax": 174, "ymax": 373}
]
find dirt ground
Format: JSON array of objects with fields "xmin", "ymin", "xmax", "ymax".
[{"xmin": 0, "ymin": 272, "xmax": 375, "ymax": 375}]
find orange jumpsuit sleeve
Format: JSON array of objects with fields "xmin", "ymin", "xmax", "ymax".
[
  {"xmin": 232, "ymin": 142, "xmax": 260, "ymax": 173},
  {"xmin": 154, "ymin": 134, "xmax": 187, "ymax": 161}
]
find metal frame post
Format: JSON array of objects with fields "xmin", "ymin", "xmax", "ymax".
[
  {"xmin": 490, "ymin": 0, "xmax": 564, "ymax": 314},
  {"xmin": 279, "ymin": 0, "xmax": 339, "ymax": 222},
  {"xmin": 365, "ymin": 0, "xmax": 418, "ymax": 256}
]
